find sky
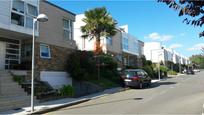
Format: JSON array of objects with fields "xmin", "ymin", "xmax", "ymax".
[{"xmin": 49, "ymin": 0, "xmax": 204, "ymax": 57}]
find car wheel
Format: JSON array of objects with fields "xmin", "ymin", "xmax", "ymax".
[{"xmin": 139, "ymin": 82, "xmax": 143, "ymax": 89}]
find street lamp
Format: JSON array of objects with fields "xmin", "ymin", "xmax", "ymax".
[
  {"xmin": 150, "ymin": 47, "xmax": 163, "ymax": 81},
  {"xmin": 31, "ymin": 14, "xmax": 48, "ymax": 112}
]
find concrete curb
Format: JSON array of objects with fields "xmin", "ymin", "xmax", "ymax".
[{"xmin": 29, "ymin": 98, "xmax": 91, "ymax": 115}]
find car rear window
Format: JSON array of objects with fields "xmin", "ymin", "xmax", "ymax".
[{"xmin": 124, "ymin": 71, "xmax": 139, "ymax": 78}]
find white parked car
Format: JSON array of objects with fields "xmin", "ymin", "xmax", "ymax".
[{"xmin": 193, "ymin": 69, "xmax": 200, "ymax": 72}]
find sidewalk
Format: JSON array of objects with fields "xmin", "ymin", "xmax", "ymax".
[
  {"xmin": 0, "ymin": 87, "xmax": 125, "ymax": 115},
  {"xmin": 168, "ymin": 73, "xmax": 185, "ymax": 77}
]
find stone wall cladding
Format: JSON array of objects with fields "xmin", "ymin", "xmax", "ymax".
[{"xmin": 35, "ymin": 42, "xmax": 76, "ymax": 79}]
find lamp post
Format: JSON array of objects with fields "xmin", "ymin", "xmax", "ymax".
[
  {"xmin": 179, "ymin": 56, "xmax": 181, "ymax": 73},
  {"xmin": 150, "ymin": 47, "xmax": 163, "ymax": 81},
  {"xmin": 31, "ymin": 14, "xmax": 48, "ymax": 112}
]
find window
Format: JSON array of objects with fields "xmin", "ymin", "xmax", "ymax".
[
  {"xmin": 26, "ymin": 17, "xmax": 33, "ymax": 28},
  {"xmin": 40, "ymin": 44, "xmax": 51, "ymax": 58},
  {"xmin": 11, "ymin": 0, "xmax": 38, "ymax": 28},
  {"xmin": 107, "ymin": 37, "xmax": 113, "ymax": 45},
  {"xmin": 122, "ymin": 37, "xmax": 128, "ymax": 50},
  {"xmin": 12, "ymin": 0, "xmax": 24, "ymax": 14},
  {"xmin": 27, "ymin": 4, "xmax": 37, "ymax": 17},
  {"xmin": 26, "ymin": 4, "xmax": 37, "ymax": 28},
  {"xmin": 63, "ymin": 19, "xmax": 73, "ymax": 40},
  {"xmin": 11, "ymin": 12, "xmax": 24, "ymax": 26}
]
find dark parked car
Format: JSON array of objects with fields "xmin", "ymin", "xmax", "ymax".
[
  {"xmin": 121, "ymin": 69, "xmax": 151, "ymax": 88},
  {"xmin": 186, "ymin": 69, "xmax": 195, "ymax": 75}
]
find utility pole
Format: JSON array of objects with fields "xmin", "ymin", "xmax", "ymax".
[{"xmin": 179, "ymin": 57, "xmax": 181, "ymax": 73}]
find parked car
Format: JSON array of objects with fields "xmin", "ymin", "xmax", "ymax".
[
  {"xmin": 193, "ymin": 69, "xmax": 200, "ymax": 73},
  {"xmin": 121, "ymin": 69, "xmax": 151, "ymax": 89},
  {"xmin": 186, "ymin": 69, "xmax": 195, "ymax": 75},
  {"xmin": 182, "ymin": 69, "xmax": 187, "ymax": 74}
]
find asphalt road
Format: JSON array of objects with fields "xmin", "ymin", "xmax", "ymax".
[{"xmin": 46, "ymin": 71, "xmax": 204, "ymax": 115}]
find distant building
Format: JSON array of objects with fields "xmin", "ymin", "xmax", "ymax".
[{"xmin": 144, "ymin": 42, "xmax": 190, "ymax": 66}]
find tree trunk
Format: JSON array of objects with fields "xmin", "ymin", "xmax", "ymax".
[{"xmin": 94, "ymin": 37, "xmax": 102, "ymax": 55}]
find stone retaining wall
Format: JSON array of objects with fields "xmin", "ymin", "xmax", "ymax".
[{"xmin": 34, "ymin": 42, "xmax": 76, "ymax": 79}]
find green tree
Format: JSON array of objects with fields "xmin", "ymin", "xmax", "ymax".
[
  {"xmin": 189, "ymin": 55, "xmax": 204, "ymax": 69},
  {"xmin": 81, "ymin": 7, "xmax": 117, "ymax": 54},
  {"xmin": 158, "ymin": 0, "xmax": 204, "ymax": 37}
]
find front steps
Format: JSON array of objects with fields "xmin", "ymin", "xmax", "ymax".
[{"xmin": 0, "ymin": 70, "xmax": 38, "ymax": 112}]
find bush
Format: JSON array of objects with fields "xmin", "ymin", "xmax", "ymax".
[
  {"xmin": 12, "ymin": 75, "xmax": 25, "ymax": 84},
  {"xmin": 67, "ymin": 51, "xmax": 119, "ymax": 84},
  {"xmin": 168, "ymin": 70, "xmax": 177, "ymax": 75},
  {"xmin": 141, "ymin": 65, "xmax": 155, "ymax": 78},
  {"xmin": 67, "ymin": 51, "xmax": 96, "ymax": 81},
  {"xmin": 160, "ymin": 66, "xmax": 169, "ymax": 78},
  {"xmin": 59, "ymin": 85, "xmax": 74, "ymax": 97}
]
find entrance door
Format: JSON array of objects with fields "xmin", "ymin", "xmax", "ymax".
[{"xmin": 0, "ymin": 42, "xmax": 5, "ymax": 70}]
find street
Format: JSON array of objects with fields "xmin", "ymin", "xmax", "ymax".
[{"xmin": 46, "ymin": 71, "xmax": 204, "ymax": 114}]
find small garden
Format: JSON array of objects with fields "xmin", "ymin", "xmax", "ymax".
[
  {"xmin": 67, "ymin": 51, "xmax": 120, "ymax": 91},
  {"xmin": 11, "ymin": 73, "xmax": 75, "ymax": 101}
]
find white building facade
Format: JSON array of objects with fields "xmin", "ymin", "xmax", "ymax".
[
  {"xmin": 0, "ymin": 0, "xmax": 39, "ymax": 70},
  {"xmin": 144, "ymin": 42, "xmax": 190, "ymax": 65}
]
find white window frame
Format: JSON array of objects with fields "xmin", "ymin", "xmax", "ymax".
[
  {"xmin": 12, "ymin": 0, "xmax": 25, "ymax": 14},
  {"xmin": 40, "ymin": 44, "xmax": 51, "ymax": 59},
  {"xmin": 11, "ymin": 0, "xmax": 38, "ymax": 29},
  {"xmin": 63, "ymin": 19, "xmax": 73, "ymax": 40},
  {"xmin": 26, "ymin": 3, "xmax": 37, "ymax": 17}
]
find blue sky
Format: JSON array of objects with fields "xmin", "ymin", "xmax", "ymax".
[{"xmin": 49, "ymin": 0, "xmax": 204, "ymax": 57}]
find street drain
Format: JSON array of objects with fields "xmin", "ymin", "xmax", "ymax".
[
  {"xmin": 134, "ymin": 98, "xmax": 143, "ymax": 100},
  {"xmin": 13, "ymin": 108, "xmax": 22, "ymax": 110}
]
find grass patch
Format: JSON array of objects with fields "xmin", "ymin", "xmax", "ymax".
[
  {"xmin": 168, "ymin": 70, "xmax": 177, "ymax": 75},
  {"xmin": 12, "ymin": 74, "xmax": 25, "ymax": 84}
]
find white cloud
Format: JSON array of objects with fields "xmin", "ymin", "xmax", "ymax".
[
  {"xmin": 169, "ymin": 44, "xmax": 183, "ymax": 49},
  {"xmin": 144, "ymin": 32, "xmax": 173, "ymax": 41},
  {"xmin": 187, "ymin": 43, "xmax": 204, "ymax": 51},
  {"xmin": 179, "ymin": 33, "xmax": 185, "ymax": 36}
]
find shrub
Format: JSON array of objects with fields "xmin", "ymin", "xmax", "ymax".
[
  {"xmin": 59, "ymin": 85, "xmax": 74, "ymax": 97},
  {"xmin": 159, "ymin": 66, "xmax": 169, "ymax": 78},
  {"xmin": 168, "ymin": 70, "xmax": 177, "ymax": 75},
  {"xmin": 67, "ymin": 51, "xmax": 119, "ymax": 83},
  {"xmin": 141, "ymin": 65, "xmax": 155, "ymax": 78},
  {"xmin": 12, "ymin": 75, "xmax": 25, "ymax": 84},
  {"xmin": 67, "ymin": 51, "xmax": 96, "ymax": 81}
]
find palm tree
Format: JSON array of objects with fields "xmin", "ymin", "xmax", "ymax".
[{"xmin": 81, "ymin": 7, "xmax": 117, "ymax": 54}]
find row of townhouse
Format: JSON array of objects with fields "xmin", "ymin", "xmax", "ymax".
[
  {"xmin": 74, "ymin": 15, "xmax": 144, "ymax": 69},
  {"xmin": 144, "ymin": 42, "xmax": 190, "ymax": 66},
  {"xmin": 0, "ymin": 0, "xmax": 144, "ymax": 88}
]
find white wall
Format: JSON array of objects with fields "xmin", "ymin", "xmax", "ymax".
[
  {"xmin": 74, "ymin": 14, "xmax": 110, "ymax": 53},
  {"xmin": 40, "ymin": 71, "xmax": 72, "ymax": 89},
  {"xmin": 144, "ymin": 42, "xmax": 161, "ymax": 61}
]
